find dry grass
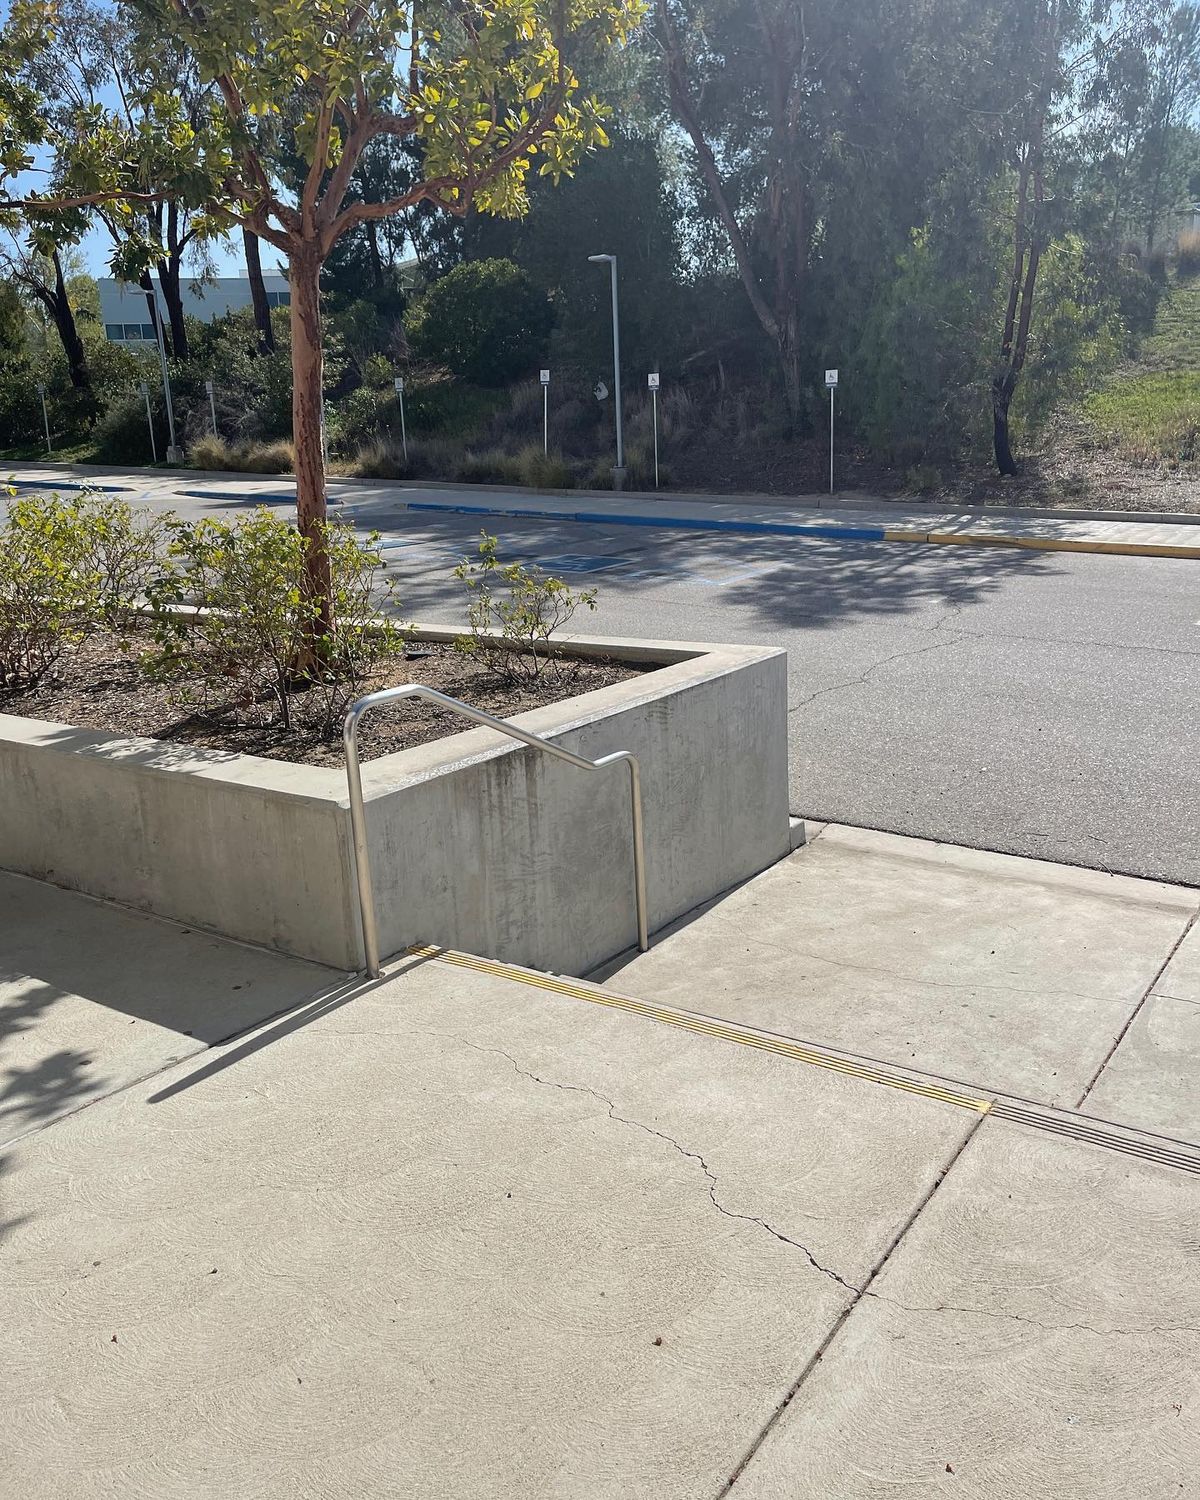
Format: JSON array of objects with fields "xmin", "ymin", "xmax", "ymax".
[{"xmin": 189, "ymin": 435, "xmax": 295, "ymax": 473}]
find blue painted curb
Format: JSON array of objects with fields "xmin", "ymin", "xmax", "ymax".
[{"xmin": 7, "ymin": 478, "xmax": 130, "ymax": 493}]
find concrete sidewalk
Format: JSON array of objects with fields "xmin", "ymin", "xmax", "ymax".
[
  {"xmin": 7, "ymin": 460, "xmax": 1200, "ymax": 558},
  {"xmin": 602, "ymin": 823, "xmax": 1200, "ymax": 1133},
  {"xmin": 2, "ymin": 829, "xmax": 1199, "ymax": 1496}
]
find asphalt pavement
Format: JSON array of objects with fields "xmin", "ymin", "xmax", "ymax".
[{"xmin": 7, "ymin": 466, "xmax": 1200, "ymax": 887}]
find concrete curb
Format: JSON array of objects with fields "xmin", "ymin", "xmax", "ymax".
[
  {"xmin": 883, "ymin": 527, "xmax": 1200, "ymax": 560},
  {"xmin": 396, "ymin": 497, "xmax": 1200, "ymax": 560}
]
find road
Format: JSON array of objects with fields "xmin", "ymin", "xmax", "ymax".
[{"xmin": 11, "ymin": 468, "xmax": 1200, "ymax": 886}]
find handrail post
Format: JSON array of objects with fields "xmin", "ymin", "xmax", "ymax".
[
  {"xmin": 342, "ymin": 683, "xmax": 651, "ymax": 978},
  {"xmin": 625, "ymin": 755, "xmax": 649, "ymax": 953},
  {"xmin": 344, "ymin": 706, "xmax": 381, "ymax": 978}
]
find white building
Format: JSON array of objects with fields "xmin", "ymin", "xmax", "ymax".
[{"xmin": 98, "ymin": 270, "xmax": 291, "ymax": 343}]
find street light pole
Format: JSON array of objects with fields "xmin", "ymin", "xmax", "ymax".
[{"xmin": 588, "ymin": 253, "xmax": 624, "ymax": 488}]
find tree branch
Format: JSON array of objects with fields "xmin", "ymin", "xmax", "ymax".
[{"xmin": 655, "ymin": 0, "xmax": 780, "ymax": 343}]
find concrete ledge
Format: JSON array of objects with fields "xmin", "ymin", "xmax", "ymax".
[{"xmin": 0, "ymin": 632, "xmax": 790, "ymax": 974}]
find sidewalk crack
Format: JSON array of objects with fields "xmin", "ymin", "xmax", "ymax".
[
  {"xmin": 411, "ymin": 1024, "xmax": 857, "ymax": 1293},
  {"xmin": 869, "ymin": 1295, "xmax": 1200, "ymax": 1340}
]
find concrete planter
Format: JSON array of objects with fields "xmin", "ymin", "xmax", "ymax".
[{"xmin": 0, "ymin": 631, "xmax": 789, "ymax": 975}]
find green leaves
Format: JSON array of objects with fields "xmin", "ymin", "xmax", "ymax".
[
  {"xmin": 144, "ymin": 507, "xmax": 402, "ymax": 731},
  {"xmin": 453, "ymin": 530, "xmax": 597, "ymax": 685},
  {"xmin": 0, "ymin": 0, "xmax": 638, "ymax": 257},
  {"xmin": 0, "ymin": 491, "xmax": 163, "ymax": 688}
]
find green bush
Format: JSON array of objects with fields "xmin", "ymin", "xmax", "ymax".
[
  {"xmin": 145, "ymin": 508, "xmax": 402, "ymax": 732},
  {"xmin": 453, "ymin": 531, "xmax": 596, "ymax": 685},
  {"xmin": 406, "ymin": 259, "xmax": 553, "ymax": 385},
  {"xmin": 93, "ymin": 393, "xmax": 161, "ymax": 465},
  {"xmin": 0, "ymin": 491, "xmax": 144, "ymax": 686},
  {"xmin": 515, "ymin": 444, "xmax": 575, "ymax": 489},
  {"xmin": 329, "ymin": 385, "xmax": 396, "ymax": 455}
]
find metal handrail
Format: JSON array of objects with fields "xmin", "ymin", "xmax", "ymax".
[{"xmin": 343, "ymin": 684, "xmax": 650, "ymax": 979}]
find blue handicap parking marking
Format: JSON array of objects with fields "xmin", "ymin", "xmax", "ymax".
[{"xmin": 537, "ymin": 553, "xmax": 631, "ymax": 574}]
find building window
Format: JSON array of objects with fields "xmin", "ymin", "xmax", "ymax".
[
  {"xmin": 105, "ymin": 323, "xmax": 125, "ymax": 341},
  {"xmin": 265, "ymin": 290, "xmax": 291, "ymax": 308}
]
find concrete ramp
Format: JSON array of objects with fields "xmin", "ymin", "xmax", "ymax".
[
  {"xmin": 603, "ymin": 824, "xmax": 1200, "ymax": 1130},
  {"xmin": 3, "ymin": 841, "xmax": 1199, "ymax": 1498}
]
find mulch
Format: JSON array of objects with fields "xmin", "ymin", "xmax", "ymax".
[{"xmin": 1, "ymin": 632, "xmax": 646, "ymax": 767}]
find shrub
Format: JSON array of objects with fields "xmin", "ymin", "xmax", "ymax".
[
  {"xmin": 457, "ymin": 448, "xmax": 526, "ymax": 485},
  {"xmin": 515, "ymin": 444, "xmax": 575, "ymax": 489},
  {"xmin": 904, "ymin": 463, "xmax": 942, "ymax": 495},
  {"xmin": 145, "ymin": 508, "xmax": 402, "ymax": 733},
  {"xmin": 0, "ymin": 492, "xmax": 105, "ymax": 686},
  {"xmin": 406, "ymin": 259, "xmax": 553, "ymax": 385},
  {"xmin": 188, "ymin": 435, "xmax": 295, "ymax": 473},
  {"xmin": 624, "ymin": 441, "xmax": 669, "ymax": 490},
  {"xmin": 1147, "ymin": 247, "xmax": 1169, "ymax": 285},
  {"xmin": 329, "ymin": 385, "xmax": 396, "ymax": 455},
  {"xmin": 72, "ymin": 493, "xmax": 170, "ymax": 626},
  {"xmin": 93, "ymin": 393, "xmax": 162, "ymax": 465},
  {"xmin": 453, "ymin": 531, "xmax": 596, "ymax": 685},
  {"xmin": 1176, "ymin": 230, "xmax": 1200, "ymax": 280}
]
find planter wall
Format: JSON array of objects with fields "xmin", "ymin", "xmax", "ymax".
[{"xmin": 0, "ymin": 633, "xmax": 789, "ymax": 976}]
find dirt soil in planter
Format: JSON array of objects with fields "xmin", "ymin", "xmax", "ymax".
[{"xmin": 1, "ymin": 634, "xmax": 649, "ymax": 767}]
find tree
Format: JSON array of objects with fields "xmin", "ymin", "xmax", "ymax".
[
  {"xmin": 988, "ymin": 0, "xmax": 1168, "ymax": 474},
  {"xmin": 1, "ymin": 0, "xmax": 634, "ymax": 641},
  {"xmin": 1139, "ymin": 1, "xmax": 1200, "ymax": 248},
  {"xmin": 407, "ymin": 257, "xmax": 552, "ymax": 382},
  {"xmin": 466, "ymin": 129, "xmax": 681, "ymax": 376},
  {"xmin": 0, "ymin": 230, "xmax": 91, "ymax": 389},
  {"xmin": 652, "ymin": 0, "xmax": 1013, "ymax": 425},
  {"xmin": 242, "ymin": 225, "xmax": 275, "ymax": 352}
]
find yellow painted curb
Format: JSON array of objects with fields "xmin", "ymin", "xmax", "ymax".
[
  {"xmin": 408, "ymin": 945, "xmax": 994, "ymax": 1116},
  {"xmin": 883, "ymin": 527, "xmax": 1200, "ymax": 559}
]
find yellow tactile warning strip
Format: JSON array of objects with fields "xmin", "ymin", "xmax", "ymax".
[
  {"xmin": 406, "ymin": 946, "xmax": 1200, "ymax": 1177},
  {"xmin": 405, "ymin": 945, "xmax": 993, "ymax": 1115}
]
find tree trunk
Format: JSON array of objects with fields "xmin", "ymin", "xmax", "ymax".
[
  {"xmin": 366, "ymin": 221, "xmax": 384, "ymax": 287},
  {"xmin": 156, "ymin": 251, "xmax": 189, "ymax": 361},
  {"xmin": 289, "ymin": 249, "xmax": 333, "ymax": 642},
  {"xmin": 139, "ymin": 270, "xmax": 170, "ymax": 357},
  {"xmin": 243, "ymin": 226, "xmax": 276, "ymax": 353},
  {"xmin": 992, "ymin": 379, "xmax": 1018, "ymax": 476},
  {"xmin": 49, "ymin": 250, "xmax": 89, "ymax": 391}
]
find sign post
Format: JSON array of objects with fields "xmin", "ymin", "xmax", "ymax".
[
  {"xmin": 393, "ymin": 376, "xmax": 408, "ymax": 463},
  {"xmin": 139, "ymin": 381, "xmax": 157, "ymax": 463},
  {"xmin": 824, "ymin": 369, "xmax": 839, "ymax": 494},
  {"xmin": 205, "ymin": 378, "xmax": 218, "ymax": 437},
  {"xmin": 648, "ymin": 373, "xmax": 661, "ymax": 489},
  {"xmin": 540, "ymin": 369, "xmax": 550, "ymax": 454},
  {"xmin": 36, "ymin": 381, "xmax": 51, "ymax": 455}
]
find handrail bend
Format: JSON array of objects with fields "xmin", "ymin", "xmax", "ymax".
[{"xmin": 343, "ymin": 683, "xmax": 649, "ymax": 978}]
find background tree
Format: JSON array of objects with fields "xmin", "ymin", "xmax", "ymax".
[
  {"xmin": 1139, "ymin": 1, "xmax": 1200, "ymax": 248},
  {"xmin": 407, "ymin": 257, "xmax": 553, "ymax": 383},
  {"xmin": 0, "ymin": 227, "xmax": 91, "ymax": 389},
  {"xmin": 1, "ymin": 0, "xmax": 637, "ymax": 636}
]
